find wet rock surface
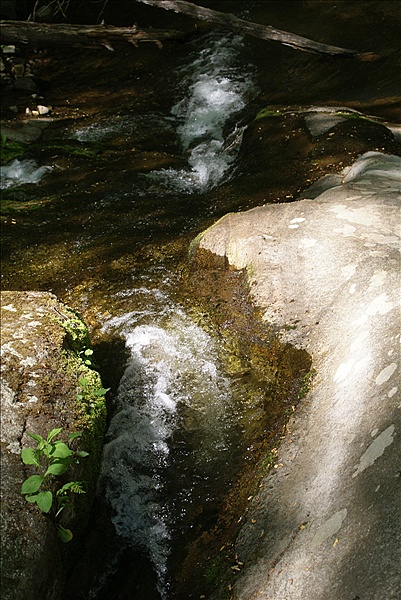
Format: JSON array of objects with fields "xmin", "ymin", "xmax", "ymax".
[
  {"xmin": 222, "ymin": 106, "xmax": 401, "ymax": 207},
  {"xmin": 0, "ymin": 291, "xmax": 107, "ymax": 600},
  {"xmin": 1, "ymin": 3, "xmax": 401, "ymax": 596},
  {"xmin": 195, "ymin": 152, "xmax": 401, "ymax": 599}
]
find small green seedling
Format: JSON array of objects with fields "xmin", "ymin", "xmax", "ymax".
[
  {"xmin": 21, "ymin": 428, "xmax": 89, "ymax": 542},
  {"xmin": 80, "ymin": 347, "xmax": 94, "ymax": 366},
  {"xmin": 76, "ymin": 376, "xmax": 109, "ymax": 406}
]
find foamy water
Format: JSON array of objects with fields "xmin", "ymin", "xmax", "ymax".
[
  {"xmin": 99, "ymin": 303, "xmax": 235, "ymax": 597},
  {"xmin": 65, "ymin": 32, "xmax": 255, "ymax": 196},
  {"xmin": 148, "ymin": 32, "xmax": 256, "ymax": 192},
  {"xmin": 0, "ymin": 158, "xmax": 52, "ymax": 188},
  {"xmin": 89, "ymin": 32, "xmax": 256, "ymax": 596}
]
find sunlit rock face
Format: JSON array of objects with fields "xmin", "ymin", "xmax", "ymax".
[{"xmin": 195, "ymin": 152, "xmax": 401, "ymax": 600}]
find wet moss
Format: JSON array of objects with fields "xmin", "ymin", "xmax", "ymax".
[
  {"xmin": 33, "ymin": 139, "xmax": 107, "ymax": 159},
  {"xmin": 0, "ymin": 135, "xmax": 27, "ymax": 165},
  {"xmin": 1, "ymin": 197, "xmax": 53, "ymax": 215},
  {"xmin": 52, "ymin": 307, "xmax": 107, "ymax": 469},
  {"xmin": 56, "ymin": 310, "xmax": 92, "ymax": 354},
  {"xmin": 254, "ymin": 106, "xmax": 283, "ymax": 120},
  {"xmin": 46, "ymin": 309, "xmax": 107, "ymax": 557},
  {"xmin": 335, "ymin": 110, "xmax": 379, "ymax": 124},
  {"xmin": 202, "ymin": 552, "xmax": 236, "ymax": 600}
]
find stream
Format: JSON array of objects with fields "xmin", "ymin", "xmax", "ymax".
[
  {"xmin": 1, "ymin": 2, "xmax": 400, "ymax": 598},
  {"xmin": 84, "ymin": 32, "xmax": 259, "ymax": 598}
]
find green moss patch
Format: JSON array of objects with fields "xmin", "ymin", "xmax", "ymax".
[
  {"xmin": 34, "ymin": 139, "xmax": 107, "ymax": 159},
  {"xmin": 171, "ymin": 261, "xmax": 312, "ymax": 598},
  {"xmin": 255, "ymin": 106, "xmax": 282, "ymax": 120},
  {"xmin": 0, "ymin": 134, "xmax": 27, "ymax": 165}
]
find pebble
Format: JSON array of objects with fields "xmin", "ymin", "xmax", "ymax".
[
  {"xmin": 37, "ymin": 105, "xmax": 50, "ymax": 115},
  {"xmin": 25, "ymin": 105, "xmax": 51, "ymax": 117}
]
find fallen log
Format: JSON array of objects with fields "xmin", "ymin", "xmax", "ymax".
[
  {"xmin": 0, "ymin": 20, "xmax": 185, "ymax": 50},
  {"xmin": 134, "ymin": 0, "xmax": 378, "ymax": 59}
]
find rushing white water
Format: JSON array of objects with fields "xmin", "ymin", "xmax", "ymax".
[
  {"xmin": 0, "ymin": 158, "xmax": 52, "ymax": 189},
  {"xmin": 66, "ymin": 32, "xmax": 255, "ymax": 196},
  {"xmin": 148, "ymin": 32, "xmax": 256, "ymax": 192},
  {"xmin": 100, "ymin": 299, "xmax": 236, "ymax": 597},
  {"xmin": 92, "ymin": 32, "xmax": 256, "ymax": 597},
  {"xmin": 72, "ymin": 115, "xmax": 134, "ymax": 142}
]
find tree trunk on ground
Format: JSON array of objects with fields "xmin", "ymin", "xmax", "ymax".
[
  {"xmin": 0, "ymin": 20, "xmax": 185, "ymax": 50},
  {"xmin": 134, "ymin": 0, "xmax": 378, "ymax": 59},
  {"xmin": 0, "ymin": 1, "xmax": 379, "ymax": 59}
]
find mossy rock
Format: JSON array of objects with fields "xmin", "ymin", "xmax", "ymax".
[
  {"xmin": 0, "ymin": 290, "xmax": 107, "ymax": 600},
  {"xmin": 0, "ymin": 136, "xmax": 27, "ymax": 165}
]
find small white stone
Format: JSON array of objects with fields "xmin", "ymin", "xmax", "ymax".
[{"xmin": 37, "ymin": 105, "xmax": 50, "ymax": 115}]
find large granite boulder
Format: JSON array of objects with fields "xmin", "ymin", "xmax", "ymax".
[
  {"xmin": 193, "ymin": 152, "xmax": 401, "ymax": 599},
  {"xmin": 0, "ymin": 291, "xmax": 107, "ymax": 600}
]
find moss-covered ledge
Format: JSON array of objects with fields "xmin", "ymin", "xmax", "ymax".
[{"xmin": 0, "ymin": 290, "xmax": 107, "ymax": 600}]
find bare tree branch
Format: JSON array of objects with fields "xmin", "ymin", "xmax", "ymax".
[
  {"xmin": 0, "ymin": 20, "xmax": 185, "ymax": 50},
  {"xmin": 134, "ymin": 0, "xmax": 378, "ymax": 59}
]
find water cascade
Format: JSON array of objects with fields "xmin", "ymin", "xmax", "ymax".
[
  {"xmin": 148, "ymin": 32, "xmax": 256, "ymax": 192},
  {"xmin": 99, "ymin": 293, "xmax": 244, "ymax": 598},
  {"xmin": 0, "ymin": 158, "xmax": 52, "ymax": 188},
  {"xmin": 2, "ymin": 4, "xmax": 401, "ymax": 600},
  {"xmin": 2, "ymin": 27, "xmax": 261, "ymax": 600},
  {"xmin": 81, "ymin": 31, "xmax": 258, "ymax": 598}
]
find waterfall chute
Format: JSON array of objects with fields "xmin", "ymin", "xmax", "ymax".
[
  {"xmin": 100, "ymin": 305, "xmax": 237, "ymax": 596},
  {"xmin": 148, "ymin": 32, "xmax": 256, "ymax": 192}
]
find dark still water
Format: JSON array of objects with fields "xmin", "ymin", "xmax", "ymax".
[{"xmin": 1, "ymin": 2, "xmax": 400, "ymax": 598}]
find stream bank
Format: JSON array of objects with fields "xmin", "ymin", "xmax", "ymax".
[
  {"xmin": 194, "ymin": 151, "xmax": 401, "ymax": 600},
  {"xmin": 1, "ymin": 2, "xmax": 401, "ymax": 598}
]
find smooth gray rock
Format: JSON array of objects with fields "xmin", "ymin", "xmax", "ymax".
[
  {"xmin": 13, "ymin": 76, "xmax": 39, "ymax": 93},
  {"xmin": 1, "ymin": 118, "xmax": 50, "ymax": 144},
  {"xmin": 304, "ymin": 112, "xmax": 347, "ymax": 137},
  {"xmin": 196, "ymin": 152, "xmax": 401, "ymax": 600},
  {"xmin": 302, "ymin": 106, "xmax": 401, "ymax": 146}
]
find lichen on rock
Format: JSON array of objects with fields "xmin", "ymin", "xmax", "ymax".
[{"xmin": 0, "ymin": 290, "xmax": 107, "ymax": 600}]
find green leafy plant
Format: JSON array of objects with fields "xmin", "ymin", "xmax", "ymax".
[
  {"xmin": 76, "ymin": 376, "xmax": 109, "ymax": 407},
  {"xmin": 21, "ymin": 428, "xmax": 89, "ymax": 542},
  {"xmin": 79, "ymin": 347, "xmax": 94, "ymax": 366}
]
